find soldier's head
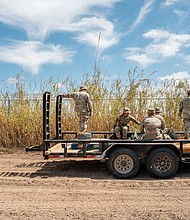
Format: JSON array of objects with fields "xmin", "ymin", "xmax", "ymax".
[
  {"xmin": 123, "ymin": 107, "xmax": 130, "ymax": 116},
  {"xmin": 148, "ymin": 108, "xmax": 155, "ymax": 116},
  {"xmin": 155, "ymin": 107, "xmax": 161, "ymax": 114},
  {"xmin": 79, "ymin": 85, "xmax": 88, "ymax": 92}
]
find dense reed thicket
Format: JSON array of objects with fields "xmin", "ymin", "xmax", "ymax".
[{"xmin": 0, "ymin": 70, "xmax": 189, "ymax": 150}]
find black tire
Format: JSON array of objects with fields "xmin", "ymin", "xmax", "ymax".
[
  {"xmin": 146, "ymin": 147, "xmax": 179, "ymax": 179},
  {"xmin": 107, "ymin": 148, "xmax": 140, "ymax": 179}
]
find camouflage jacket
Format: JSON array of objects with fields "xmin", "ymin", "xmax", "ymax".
[
  {"xmin": 140, "ymin": 115, "xmax": 163, "ymax": 139},
  {"xmin": 179, "ymin": 97, "xmax": 190, "ymax": 119},
  {"xmin": 155, "ymin": 114, "xmax": 166, "ymax": 130},
  {"xmin": 115, "ymin": 114, "xmax": 140, "ymax": 127},
  {"xmin": 62, "ymin": 91, "xmax": 92, "ymax": 114}
]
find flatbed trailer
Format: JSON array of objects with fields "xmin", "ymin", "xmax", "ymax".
[{"xmin": 26, "ymin": 92, "xmax": 190, "ymax": 179}]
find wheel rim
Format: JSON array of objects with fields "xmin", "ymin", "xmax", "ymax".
[
  {"xmin": 153, "ymin": 154, "xmax": 172, "ymax": 173},
  {"xmin": 114, "ymin": 154, "xmax": 134, "ymax": 174}
]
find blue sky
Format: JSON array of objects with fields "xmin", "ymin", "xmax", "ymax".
[{"xmin": 0, "ymin": 0, "xmax": 190, "ymax": 85}]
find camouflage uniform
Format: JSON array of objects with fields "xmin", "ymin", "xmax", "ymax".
[
  {"xmin": 140, "ymin": 108, "xmax": 164, "ymax": 140},
  {"xmin": 62, "ymin": 86, "xmax": 92, "ymax": 132},
  {"xmin": 155, "ymin": 107, "xmax": 166, "ymax": 131},
  {"xmin": 114, "ymin": 108, "xmax": 140, "ymax": 139},
  {"xmin": 178, "ymin": 91, "xmax": 190, "ymax": 139}
]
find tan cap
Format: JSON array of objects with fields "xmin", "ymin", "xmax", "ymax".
[
  {"xmin": 79, "ymin": 85, "xmax": 88, "ymax": 91},
  {"xmin": 187, "ymin": 89, "xmax": 190, "ymax": 93},
  {"xmin": 155, "ymin": 107, "xmax": 161, "ymax": 113},
  {"xmin": 123, "ymin": 108, "xmax": 130, "ymax": 113},
  {"xmin": 148, "ymin": 108, "xmax": 155, "ymax": 112}
]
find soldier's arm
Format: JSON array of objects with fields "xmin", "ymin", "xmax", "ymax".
[
  {"xmin": 130, "ymin": 115, "xmax": 140, "ymax": 125},
  {"xmin": 155, "ymin": 115, "xmax": 166, "ymax": 130},
  {"xmin": 160, "ymin": 118, "xmax": 166, "ymax": 130},
  {"xmin": 114, "ymin": 116, "xmax": 119, "ymax": 128},
  {"xmin": 61, "ymin": 93, "xmax": 75, "ymax": 99},
  {"xmin": 161, "ymin": 120, "xmax": 166, "ymax": 130}
]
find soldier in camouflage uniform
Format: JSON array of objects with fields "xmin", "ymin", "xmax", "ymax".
[
  {"xmin": 114, "ymin": 108, "xmax": 140, "ymax": 139},
  {"xmin": 155, "ymin": 107, "xmax": 166, "ymax": 131},
  {"xmin": 155, "ymin": 107, "xmax": 172, "ymax": 139},
  {"xmin": 140, "ymin": 108, "xmax": 165, "ymax": 140},
  {"xmin": 61, "ymin": 86, "xmax": 92, "ymax": 133},
  {"xmin": 178, "ymin": 89, "xmax": 190, "ymax": 139}
]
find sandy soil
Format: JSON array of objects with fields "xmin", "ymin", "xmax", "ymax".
[{"xmin": 1, "ymin": 150, "xmax": 190, "ymax": 220}]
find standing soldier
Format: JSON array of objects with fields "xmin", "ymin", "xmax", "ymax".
[
  {"xmin": 178, "ymin": 89, "xmax": 190, "ymax": 139},
  {"xmin": 61, "ymin": 86, "xmax": 92, "ymax": 134},
  {"xmin": 140, "ymin": 108, "xmax": 165, "ymax": 140},
  {"xmin": 114, "ymin": 108, "xmax": 140, "ymax": 139}
]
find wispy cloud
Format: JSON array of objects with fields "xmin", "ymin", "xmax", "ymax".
[
  {"xmin": 173, "ymin": 9, "xmax": 188, "ymax": 22},
  {"xmin": 158, "ymin": 71, "xmax": 190, "ymax": 81},
  {"xmin": 127, "ymin": 0, "xmax": 155, "ymax": 34},
  {"xmin": 124, "ymin": 47, "xmax": 158, "ymax": 66},
  {"xmin": 59, "ymin": 17, "xmax": 119, "ymax": 52},
  {"xmin": 0, "ymin": 0, "xmax": 122, "ymax": 74},
  {"xmin": 0, "ymin": 41, "xmax": 74, "ymax": 74},
  {"xmin": 123, "ymin": 29, "xmax": 190, "ymax": 67},
  {"xmin": 162, "ymin": 0, "xmax": 182, "ymax": 6},
  {"xmin": 0, "ymin": 0, "xmax": 120, "ymax": 48}
]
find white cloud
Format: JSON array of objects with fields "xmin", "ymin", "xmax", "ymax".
[
  {"xmin": 124, "ymin": 48, "xmax": 158, "ymax": 67},
  {"xmin": 71, "ymin": 17, "xmax": 119, "ymax": 52},
  {"xmin": 143, "ymin": 29, "xmax": 171, "ymax": 42},
  {"xmin": 162, "ymin": 0, "xmax": 182, "ymax": 6},
  {"xmin": 173, "ymin": 9, "xmax": 188, "ymax": 21},
  {"xmin": 0, "ymin": 41, "xmax": 74, "ymax": 74},
  {"xmin": 124, "ymin": 29, "xmax": 190, "ymax": 67},
  {"xmin": 127, "ymin": 0, "xmax": 155, "ymax": 33},
  {"xmin": 158, "ymin": 71, "xmax": 190, "ymax": 81},
  {"xmin": 0, "ymin": 0, "xmax": 120, "ymax": 49}
]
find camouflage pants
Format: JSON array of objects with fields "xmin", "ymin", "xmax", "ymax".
[
  {"xmin": 144, "ymin": 128, "xmax": 163, "ymax": 140},
  {"xmin": 115, "ymin": 126, "xmax": 128, "ymax": 139},
  {"xmin": 77, "ymin": 112, "xmax": 89, "ymax": 132},
  {"xmin": 183, "ymin": 118, "xmax": 190, "ymax": 139}
]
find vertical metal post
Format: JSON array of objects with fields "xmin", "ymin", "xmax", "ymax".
[
  {"xmin": 83, "ymin": 143, "xmax": 87, "ymax": 158},
  {"xmin": 43, "ymin": 92, "xmax": 50, "ymax": 152},
  {"xmin": 56, "ymin": 95, "xmax": 62, "ymax": 140},
  {"xmin": 62, "ymin": 143, "xmax": 67, "ymax": 158}
]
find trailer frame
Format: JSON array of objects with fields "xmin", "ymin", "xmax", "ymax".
[{"xmin": 26, "ymin": 92, "xmax": 190, "ymax": 179}]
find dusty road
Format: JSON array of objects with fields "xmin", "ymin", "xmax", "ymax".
[{"xmin": 1, "ymin": 151, "xmax": 190, "ymax": 220}]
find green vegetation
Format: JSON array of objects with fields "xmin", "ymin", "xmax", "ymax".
[{"xmin": 0, "ymin": 69, "xmax": 188, "ymax": 149}]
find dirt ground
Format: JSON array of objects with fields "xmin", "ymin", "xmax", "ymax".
[{"xmin": 1, "ymin": 150, "xmax": 190, "ymax": 220}]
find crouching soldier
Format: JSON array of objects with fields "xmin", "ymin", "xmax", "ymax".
[
  {"xmin": 114, "ymin": 108, "xmax": 140, "ymax": 139},
  {"xmin": 140, "ymin": 108, "xmax": 165, "ymax": 140}
]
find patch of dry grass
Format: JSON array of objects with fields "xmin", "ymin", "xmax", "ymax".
[{"xmin": 0, "ymin": 70, "xmax": 188, "ymax": 149}]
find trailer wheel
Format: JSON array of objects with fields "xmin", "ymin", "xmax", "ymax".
[
  {"xmin": 107, "ymin": 148, "xmax": 140, "ymax": 179},
  {"xmin": 146, "ymin": 147, "xmax": 179, "ymax": 179}
]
